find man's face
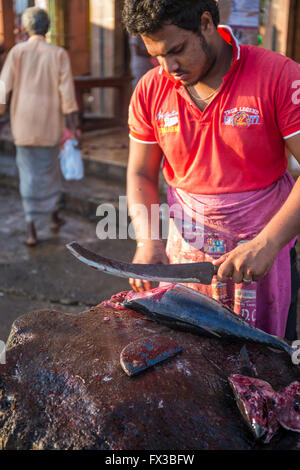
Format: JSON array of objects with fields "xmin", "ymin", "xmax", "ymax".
[{"xmin": 141, "ymin": 24, "xmax": 216, "ymax": 86}]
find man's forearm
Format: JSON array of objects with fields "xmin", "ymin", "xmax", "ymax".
[
  {"xmin": 214, "ymin": 176, "xmax": 300, "ymax": 283},
  {"xmin": 257, "ymin": 177, "xmax": 300, "ymax": 251},
  {"xmin": 127, "ymin": 172, "xmax": 161, "ymax": 242},
  {"xmin": 127, "ymin": 171, "xmax": 168, "ymax": 291},
  {"xmin": 65, "ymin": 111, "xmax": 80, "ymax": 134}
]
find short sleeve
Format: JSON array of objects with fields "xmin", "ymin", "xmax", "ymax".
[
  {"xmin": 0, "ymin": 47, "xmax": 15, "ymax": 113},
  {"xmin": 128, "ymin": 79, "xmax": 157, "ymax": 144},
  {"xmin": 275, "ymin": 58, "xmax": 300, "ymax": 140},
  {"xmin": 58, "ymin": 48, "xmax": 78, "ymax": 115}
]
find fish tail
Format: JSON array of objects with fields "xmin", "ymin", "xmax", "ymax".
[{"xmin": 274, "ymin": 336, "xmax": 297, "ymax": 358}]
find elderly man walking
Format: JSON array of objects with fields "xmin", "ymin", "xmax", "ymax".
[{"xmin": 0, "ymin": 7, "xmax": 79, "ymax": 246}]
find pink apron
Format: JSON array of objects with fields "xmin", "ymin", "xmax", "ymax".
[{"xmin": 166, "ymin": 172, "xmax": 297, "ymax": 337}]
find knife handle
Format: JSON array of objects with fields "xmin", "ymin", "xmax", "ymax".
[{"xmin": 213, "ymin": 265, "xmax": 219, "ymax": 276}]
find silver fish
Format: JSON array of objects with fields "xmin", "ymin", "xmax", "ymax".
[{"xmin": 123, "ymin": 284, "xmax": 296, "ymax": 357}]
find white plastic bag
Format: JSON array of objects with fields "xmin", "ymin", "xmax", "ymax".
[{"xmin": 59, "ymin": 139, "xmax": 84, "ymax": 181}]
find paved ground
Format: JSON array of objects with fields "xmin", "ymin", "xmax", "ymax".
[{"xmin": 0, "ymin": 185, "xmax": 136, "ymax": 342}]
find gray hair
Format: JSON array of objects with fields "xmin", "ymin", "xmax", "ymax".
[{"xmin": 22, "ymin": 7, "xmax": 50, "ymax": 36}]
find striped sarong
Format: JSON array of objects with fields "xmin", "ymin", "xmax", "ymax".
[{"xmin": 16, "ymin": 145, "xmax": 62, "ymax": 222}]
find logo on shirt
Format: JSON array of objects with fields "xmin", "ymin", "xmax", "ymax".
[
  {"xmin": 223, "ymin": 107, "xmax": 261, "ymax": 127},
  {"xmin": 204, "ymin": 238, "xmax": 226, "ymax": 254},
  {"xmin": 236, "ymin": 289, "xmax": 256, "ymax": 300},
  {"xmin": 156, "ymin": 111, "xmax": 179, "ymax": 134}
]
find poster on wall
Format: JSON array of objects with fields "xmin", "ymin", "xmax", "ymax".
[
  {"xmin": 218, "ymin": 0, "xmax": 260, "ymax": 45},
  {"xmin": 35, "ymin": 0, "xmax": 47, "ymax": 8},
  {"xmin": 228, "ymin": 0, "xmax": 260, "ymax": 28}
]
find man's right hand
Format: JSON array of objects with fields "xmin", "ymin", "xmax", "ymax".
[
  {"xmin": 129, "ymin": 239, "xmax": 169, "ymax": 292},
  {"xmin": 65, "ymin": 111, "xmax": 82, "ymax": 148}
]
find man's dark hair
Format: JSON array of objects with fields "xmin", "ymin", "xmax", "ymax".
[{"xmin": 122, "ymin": 0, "xmax": 220, "ymax": 36}]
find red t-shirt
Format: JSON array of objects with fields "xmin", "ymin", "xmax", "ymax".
[{"xmin": 128, "ymin": 26, "xmax": 300, "ymax": 194}]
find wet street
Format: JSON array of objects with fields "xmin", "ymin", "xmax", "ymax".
[{"xmin": 0, "ymin": 185, "xmax": 136, "ymax": 342}]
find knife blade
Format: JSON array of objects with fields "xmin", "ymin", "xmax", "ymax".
[
  {"xmin": 66, "ymin": 241, "xmax": 218, "ymax": 285},
  {"xmin": 120, "ymin": 336, "xmax": 183, "ymax": 376}
]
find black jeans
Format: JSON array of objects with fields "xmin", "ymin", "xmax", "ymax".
[{"xmin": 285, "ymin": 245, "xmax": 300, "ymax": 341}]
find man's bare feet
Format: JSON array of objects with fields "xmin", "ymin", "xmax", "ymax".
[
  {"xmin": 50, "ymin": 211, "xmax": 66, "ymax": 232},
  {"xmin": 25, "ymin": 237, "xmax": 37, "ymax": 246},
  {"xmin": 25, "ymin": 221, "xmax": 37, "ymax": 246}
]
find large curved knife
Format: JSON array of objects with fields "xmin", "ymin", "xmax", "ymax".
[{"xmin": 66, "ymin": 241, "xmax": 218, "ymax": 285}]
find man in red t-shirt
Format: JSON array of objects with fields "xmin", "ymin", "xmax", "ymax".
[{"xmin": 122, "ymin": 0, "xmax": 300, "ymax": 339}]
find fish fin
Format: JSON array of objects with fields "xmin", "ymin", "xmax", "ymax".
[
  {"xmin": 239, "ymin": 345, "xmax": 258, "ymax": 377},
  {"xmin": 267, "ymin": 347, "xmax": 285, "ymax": 354}
]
